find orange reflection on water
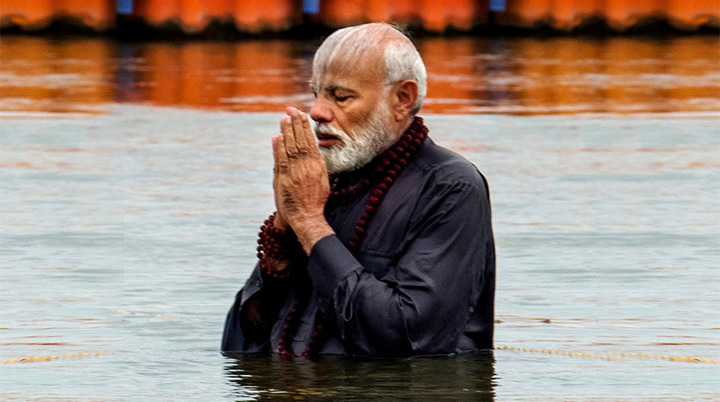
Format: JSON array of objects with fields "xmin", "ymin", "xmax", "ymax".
[
  {"xmin": 420, "ymin": 36, "xmax": 720, "ymax": 114},
  {"xmin": 0, "ymin": 35, "xmax": 718, "ymax": 115},
  {"xmin": 0, "ymin": 37, "xmax": 115, "ymax": 114},
  {"xmin": 124, "ymin": 41, "xmax": 312, "ymax": 111}
]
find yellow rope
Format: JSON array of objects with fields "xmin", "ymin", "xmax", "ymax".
[
  {"xmin": 496, "ymin": 345, "xmax": 719, "ymax": 364},
  {"xmin": 4, "ymin": 347, "xmax": 717, "ymax": 365},
  {"xmin": 2, "ymin": 351, "xmax": 110, "ymax": 365}
]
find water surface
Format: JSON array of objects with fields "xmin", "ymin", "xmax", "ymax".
[{"xmin": 1, "ymin": 35, "xmax": 719, "ymax": 400}]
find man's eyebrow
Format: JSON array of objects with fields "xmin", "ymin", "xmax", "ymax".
[
  {"xmin": 329, "ymin": 85, "xmax": 355, "ymax": 93},
  {"xmin": 309, "ymin": 82, "xmax": 355, "ymax": 93}
]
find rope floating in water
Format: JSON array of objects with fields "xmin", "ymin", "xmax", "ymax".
[
  {"xmin": 2, "ymin": 351, "xmax": 110, "ymax": 365},
  {"xmin": 4, "ymin": 347, "xmax": 717, "ymax": 365},
  {"xmin": 496, "ymin": 345, "xmax": 719, "ymax": 364}
]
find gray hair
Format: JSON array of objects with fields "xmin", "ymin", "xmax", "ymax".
[{"xmin": 313, "ymin": 23, "xmax": 427, "ymax": 115}]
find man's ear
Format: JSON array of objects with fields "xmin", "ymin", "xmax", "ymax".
[{"xmin": 392, "ymin": 80, "xmax": 419, "ymax": 122}]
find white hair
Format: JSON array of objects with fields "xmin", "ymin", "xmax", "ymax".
[
  {"xmin": 313, "ymin": 23, "xmax": 427, "ymax": 114},
  {"xmin": 382, "ymin": 35, "xmax": 427, "ymax": 114}
]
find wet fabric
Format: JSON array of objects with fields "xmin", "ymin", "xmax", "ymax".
[{"xmin": 222, "ymin": 137, "xmax": 496, "ymax": 357}]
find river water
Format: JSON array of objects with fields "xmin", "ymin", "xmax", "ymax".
[{"xmin": 1, "ymin": 35, "xmax": 718, "ymax": 400}]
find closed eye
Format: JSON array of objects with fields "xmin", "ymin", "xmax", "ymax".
[{"xmin": 330, "ymin": 88, "xmax": 353, "ymax": 103}]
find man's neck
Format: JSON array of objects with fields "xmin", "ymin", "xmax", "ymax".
[{"xmin": 394, "ymin": 116, "xmax": 414, "ymax": 141}]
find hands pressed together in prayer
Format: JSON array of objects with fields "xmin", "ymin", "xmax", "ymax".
[{"xmin": 271, "ymin": 107, "xmax": 334, "ymax": 256}]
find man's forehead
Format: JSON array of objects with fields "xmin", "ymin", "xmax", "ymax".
[
  {"xmin": 310, "ymin": 74, "xmax": 382, "ymax": 94},
  {"xmin": 311, "ymin": 54, "xmax": 384, "ymax": 91},
  {"xmin": 309, "ymin": 71, "xmax": 360, "ymax": 91}
]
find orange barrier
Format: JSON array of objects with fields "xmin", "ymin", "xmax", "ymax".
[
  {"xmin": 1, "ymin": 0, "xmax": 718, "ymax": 33},
  {"xmin": 131, "ymin": 0, "xmax": 301, "ymax": 33},
  {"xmin": 316, "ymin": 0, "xmax": 481, "ymax": 31},
  {"xmin": 133, "ymin": 0, "xmax": 180, "ymax": 28},
  {"xmin": 0, "ymin": 0, "xmax": 114, "ymax": 31},
  {"xmin": 320, "ymin": 0, "xmax": 719, "ymax": 32},
  {"xmin": 500, "ymin": 0, "xmax": 720, "ymax": 31}
]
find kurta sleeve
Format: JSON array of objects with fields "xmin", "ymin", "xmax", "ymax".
[
  {"xmin": 306, "ymin": 176, "xmax": 492, "ymax": 357},
  {"xmin": 221, "ymin": 262, "xmax": 296, "ymax": 353}
]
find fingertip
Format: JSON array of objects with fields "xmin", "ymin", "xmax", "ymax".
[{"xmin": 280, "ymin": 117, "xmax": 291, "ymax": 133}]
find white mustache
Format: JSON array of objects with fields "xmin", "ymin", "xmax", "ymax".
[{"xmin": 315, "ymin": 123, "xmax": 349, "ymax": 140}]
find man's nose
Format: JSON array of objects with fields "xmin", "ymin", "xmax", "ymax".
[{"xmin": 310, "ymin": 97, "xmax": 332, "ymax": 123}]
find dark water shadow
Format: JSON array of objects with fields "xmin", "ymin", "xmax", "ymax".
[{"xmin": 224, "ymin": 352, "xmax": 496, "ymax": 401}]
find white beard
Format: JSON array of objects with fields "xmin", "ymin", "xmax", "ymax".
[{"xmin": 316, "ymin": 102, "xmax": 396, "ymax": 174}]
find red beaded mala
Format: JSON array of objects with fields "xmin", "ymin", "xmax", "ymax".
[
  {"xmin": 275, "ymin": 116, "xmax": 429, "ymax": 358},
  {"xmin": 256, "ymin": 212, "xmax": 299, "ymax": 279}
]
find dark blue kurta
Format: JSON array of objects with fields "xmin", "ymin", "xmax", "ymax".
[{"xmin": 222, "ymin": 137, "xmax": 495, "ymax": 357}]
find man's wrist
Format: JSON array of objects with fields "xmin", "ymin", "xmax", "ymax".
[
  {"xmin": 273, "ymin": 213, "xmax": 289, "ymax": 231},
  {"xmin": 293, "ymin": 219, "xmax": 334, "ymax": 255}
]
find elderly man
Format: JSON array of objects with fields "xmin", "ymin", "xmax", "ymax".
[{"xmin": 222, "ymin": 23, "xmax": 495, "ymax": 358}]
